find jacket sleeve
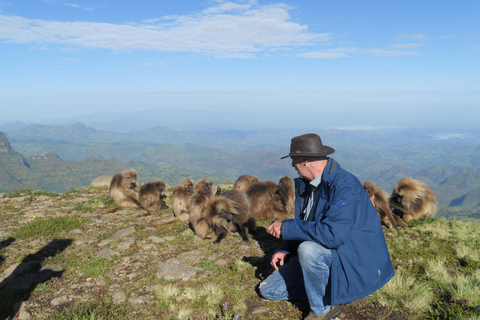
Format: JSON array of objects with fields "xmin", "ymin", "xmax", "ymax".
[{"xmin": 280, "ymin": 175, "xmax": 362, "ymax": 249}]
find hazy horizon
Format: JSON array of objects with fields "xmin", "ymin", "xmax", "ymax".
[{"xmin": 1, "ymin": 1, "xmax": 479, "ymax": 129}]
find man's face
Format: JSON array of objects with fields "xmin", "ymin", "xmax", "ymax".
[{"xmin": 291, "ymin": 157, "xmax": 306, "ymax": 178}]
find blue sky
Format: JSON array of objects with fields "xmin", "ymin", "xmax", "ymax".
[{"xmin": 1, "ymin": 0, "xmax": 479, "ymax": 127}]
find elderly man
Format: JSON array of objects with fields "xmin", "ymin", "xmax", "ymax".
[{"xmin": 259, "ymin": 133, "xmax": 394, "ymax": 320}]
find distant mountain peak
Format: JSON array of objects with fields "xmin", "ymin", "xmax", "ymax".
[{"xmin": 0, "ymin": 132, "xmax": 13, "ymax": 153}]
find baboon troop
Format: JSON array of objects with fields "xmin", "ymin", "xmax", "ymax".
[
  {"xmin": 246, "ymin": 176, "xmax": 295, "ymax": 220},
  {"xmin": 101, "ymin": 169, "xmax": 141, "ymax": 214},
  {"xmin": 389, "ymin": 177, "xmax": 438, "ymax": 222},
  {"xmin": 101, "ymin": 169, "xmax": 437, "ymax": 240},
  {"xmin": 363, "ymin": 177, "xmax": 437, "ymax": 227}
]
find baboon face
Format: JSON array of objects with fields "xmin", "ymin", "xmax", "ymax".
[
  {"xmin": 123, "ymin": 170, "xmax": 138, "ymax": 189},
  {"xmin": 195, "ymin": 179, "xmax": 213, "ymax": 196},
  {"xmin": 183, "ymin": 178, "xmax": 194, "ymax": 194}
]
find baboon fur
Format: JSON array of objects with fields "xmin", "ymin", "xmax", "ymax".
[
  {"xmin": 189, "ymin": 178, "xmax": 215, "ymax": 239},
  {"xmin": 138, "ymin": 180, "xmax": 169, "ymax": 215},
  {"xmin": 271, "ymin": 176, "xmax": 295, "ymax": 219},
  {"xmin": 172, "ymin": 178, "xmax": 195, "ymax": 222},
  {"xmin": 389, "ymin": 177, "xmax": 438, "ymax": 222},
  {"xmin": 101, "ymin": 169, "xmax": 140, "ymax": 214},
  {"xmin": 247, "ymin": 177, "xmax": 294, "ymax": 220},
  {"xmin": 363, "ymin": 181, "xmax": 407, "ymax": 228},
  {"xmin": 209, "ymin": 190, "xmax": 257, "ymax": 244},
  {"xmin": 233, "ymin": 174, "xmax": 260, "ymax": 193}
]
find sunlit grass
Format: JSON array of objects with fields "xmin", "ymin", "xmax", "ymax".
[{"xmin": 12, "ymin": 215, "xmax": 88, "ymax": 239}]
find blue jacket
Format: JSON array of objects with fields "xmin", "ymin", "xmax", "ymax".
[{"xmin": 279, "ymin": 158, "xmax": 394, "ymax": 305}]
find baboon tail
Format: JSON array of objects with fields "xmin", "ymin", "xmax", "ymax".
[
  {"xmin": 101, "ymin": 206, "xmax": 120, "ymax": 214},
  {"xmin": 149, "ymin": 218, "xmax": 180, "ymax": 226}
]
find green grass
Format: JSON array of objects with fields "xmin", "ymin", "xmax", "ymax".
[
  {"xmin": 12, "ymin": 215, "xmax": 88, "ymax": 240},
  {"xmin": 44, "ymin": 301, "xmax": 132, "ymax": 320},
  {"xmin": 7, "ymin": 189, "xmax": 60, "ymax": 198},
  {"xmin": 74, "ymin": 194, "xmax": 116, "ymax": 212},
  {"xmin": 371, "ymin": 217, "xmax": 480, "ymax": 319},
  {"xmin": 80, "ymin": 258, "xmax": 111, "ymax": 278}
]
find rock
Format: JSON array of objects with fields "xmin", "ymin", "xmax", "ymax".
[
  {"xmin": 99, "ymin": 226, "xmax": 136, "ymax": 246},
  {"xmin": 96, "ymin": 248, "xmax": 119, "ymax": 260},
  {"xmin": 91, "ymin": 175, "xmax": 113, "ymax": 187},
  {"xmin": 129, "ymin": 294, "xmax": 153, "ymax": 306},
  {"xmin": 118, "ymin": 237, "xmax": 135, "ymax": 250},
  {"xmin": 156, "ymin": 258, "xmax": 201, "ymax": 281},
  {"xmin": 112, "ymin": 292, "xmax": 126, "ymax": 304}
]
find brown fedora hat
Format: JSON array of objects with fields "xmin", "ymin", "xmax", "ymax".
[{"xmin": 281, "ymin": 133, "xmax": 335, "ymax": 159}]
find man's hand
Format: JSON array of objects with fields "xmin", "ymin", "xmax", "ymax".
[
  {"xmin": 270, "ymin": 252, "xmax": 287, "ymax": 271},
  {"xmin": 267, "ymin": 221, "xmax": 283, "ymax": 239}
]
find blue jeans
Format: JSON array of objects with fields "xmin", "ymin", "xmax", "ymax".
[{"xmin": 259, "ymin": 241, "xmax": 333, "ymax": 316}]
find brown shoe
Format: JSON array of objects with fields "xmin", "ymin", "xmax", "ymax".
[{"xmin": 304, "ymin": 305, "xmax": 341, "ymax": 320}]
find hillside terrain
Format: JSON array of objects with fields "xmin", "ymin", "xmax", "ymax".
[
  {"xmin": 2, "ymin": 123, "xmax": 480, "ymax": 220},
  {"xmin": 1, "ymin": 186, "xmax": 479, "ymax": 320}
]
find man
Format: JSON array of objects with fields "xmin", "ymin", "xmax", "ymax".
[{"xmin": 259, "ymin": 133, "xmax": 394, "ymax": 320}]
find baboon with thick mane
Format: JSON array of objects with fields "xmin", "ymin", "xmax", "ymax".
[
  {"xmin": 247, "ymin": 177, "xmax": 294, "ymax": 220},
  {"xmin": 138, "ymin": 180, "xmax": 169, "ymax": 216},
  {"xmin": 389, "ymin": 177, "xmax": 438, "ymax": 222},
  {"xmin": 209, "ymin": 190, "xmax": 257, "ymax": 244},
  {"xmin": 189, "ymin": 178, "xmax": 215, "ymax": 239},
  {"xmin": 101, "ymin": 169, "xmax": 140, "ymax": 214},
  {"xmin": 363, "ymin": 181, "xmax": 407, "ymax": 228},
  {"xmin": 172, "ymin": 178, "xmax": 195, "ymax": 222},
  {"xmin": 233, "ymin": 174, "xmax": 260, "ymax": 193}
]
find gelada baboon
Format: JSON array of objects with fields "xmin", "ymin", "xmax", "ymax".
[
  {"xmin": 233, "ymin": 174, "xmax": 260, "ymax": 193},
  {"xmin": 138, "ymin": 180, "xmax": 169, "ymax": 217},
  {"xmin": 101, "ymin": 169, "xmax": 140, "ymax": 214},
  {"xmin": 362, "ymin": 181, "xmax": 407, "ymax": 228},
  {"xmin": 171, "ymin": 178, "xmax": 195, "ymax": 222},
  {"xmin": 389, "ymin": 177, "xmax": 438, "ymax": 222},
  {"xmin": 247, "ymin": 177, "xmax": 294, "ymax": 220},
  {"xmin": 208, "ymin": 190, "xmax": 257, "ymax": 244},
  {"xmin": 189, "ymin": 178, "xmax": 215, "ymax": 239},
  {"xmin": 271, "ymin": 176, "xmax": 295, "ymax": 219}
]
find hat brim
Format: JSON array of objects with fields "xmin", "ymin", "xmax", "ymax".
[{"xmin": 280, "ymin": 146, "xmax": 335, "ymax": 159}]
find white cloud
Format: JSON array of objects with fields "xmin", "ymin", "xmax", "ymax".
[
  {"xmin": 64, "ymin": 3, "xmax": 94, "ymax": 11},
  {"xmin": 390, "ymin": 43, "xmax": 425, "ymax": 49},
  {"xmin": 0, "ymin": 2, "xmax": 329, "ymax": 57},
  {"xmin": 298, "ymin": 51, "xmax": 348, "ymax": 59},
  {"xmin": 365, "ymin": 49, "xmax": 421, "ymax": 56}
]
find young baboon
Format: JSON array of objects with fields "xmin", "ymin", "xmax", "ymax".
[
  {"xmin": 271, "ymin": 176, "xmax": 295, "ymax": 219},
  {"xmin": 363, "ymin": 181, "xmax": 407, "ymax": 228},
  {"xmin": 233, "ymin": 174, "xmax": 260, "ymax": 193},
  {"xmin": 189, "ymin": 178, "xmax": 215, "ymax": 239},
  {"xmin": 101, "ymin": 169, "xmax": 140, "ymax": 214},
  {"xmin": 389, "ymin": 177, "xmax": 438, "ymax": 222},
  {"xmin": 138, "ymin": 180, "xmax": 169, "ymax": 216},
  {"xmin": 209, "ymin": 190, "xmax": 257, "ymax": 244},
  {"xmin": 172, "ymin": 178, "xmax": 195, "ymax": 222}
]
